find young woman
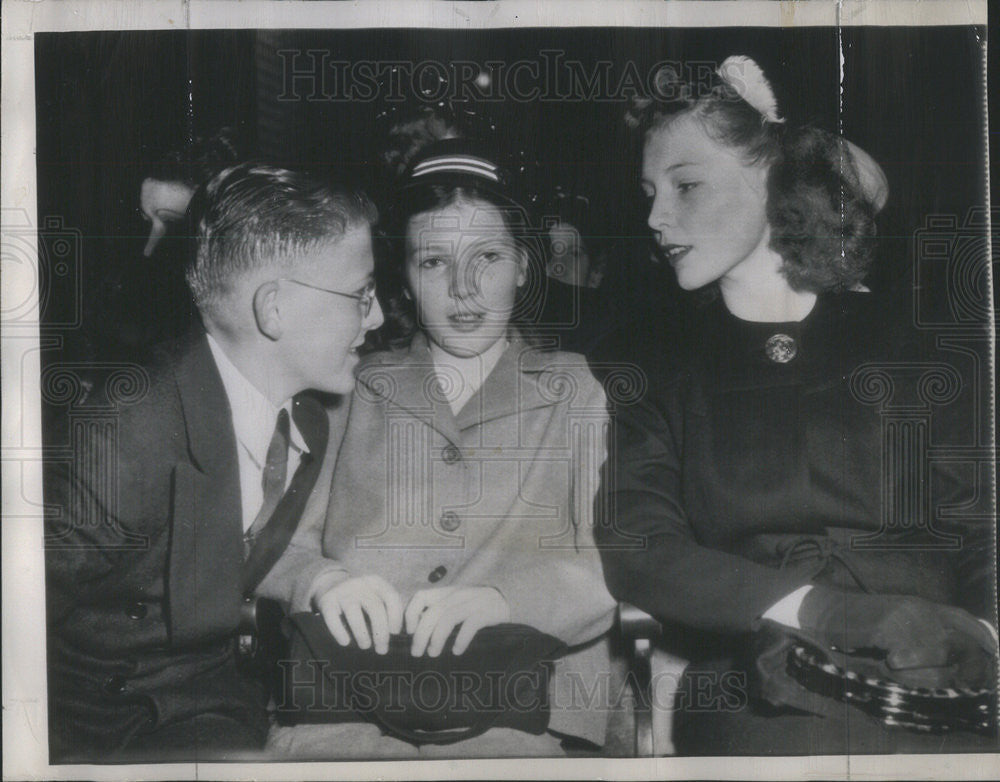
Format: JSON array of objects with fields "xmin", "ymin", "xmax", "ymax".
[
  {"xmin": 269, "ymin": 138, "xmax": 617, "ymax": 759},
  {"xmin": 595, "ymin": 57, "xmax": 997, "ymax": 755}
]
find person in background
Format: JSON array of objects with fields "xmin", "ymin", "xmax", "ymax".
[
  {"xmin": 139, "ymin": 127, "xmax": 244, "ymax": 258},
  {"xmin": 113, "ymin": 127, "xmax": 245, "ymax": 352},
  {"xmin": 595, "ymin": 56, "xmax": 997, "ymax": 755},
  {"xmin": 543, "ymin": 189, "xmax": 606, "ymax": 291},
  {"xmin": 537, "ymin": 187, "xmax": 611, "ymax": 355}
]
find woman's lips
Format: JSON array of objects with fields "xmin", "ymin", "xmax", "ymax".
[
  {"xmin": 661, "ymin": 244, "xmax": 692, "ymax": 265},
  {"xmin": 447, "ymin": 312, "xmax": 485, "ymax": 331}
]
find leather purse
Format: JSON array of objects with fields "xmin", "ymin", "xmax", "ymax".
[
  {"xmin": 752, "ymin": 618, "xmax": 996, "ymax": 735},
  {"xmin": 750, "ymin": 535, "xmax": 997, "ymax": 735},
  {"xmin": 275, "ymin": 611, "xmax": 568, "ymax": 745}
]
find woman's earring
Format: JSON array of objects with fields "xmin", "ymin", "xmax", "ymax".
[{"xmin": 402, "ymin": 288, "xmax": 413, "ymax": 300}]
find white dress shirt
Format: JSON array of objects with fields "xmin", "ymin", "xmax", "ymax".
[{"xmin": 207, "ymin": 334, "xmax": 309, "ymax": 532}]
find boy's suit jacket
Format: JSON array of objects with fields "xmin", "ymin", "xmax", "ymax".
[{"xmin": 44, "ymin": 330, "xmax": 335, "ymax": 759}]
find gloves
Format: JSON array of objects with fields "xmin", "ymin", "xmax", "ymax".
[{"xmin": 798, "ymin": 587, "xmax": 997, "ymax": 690}]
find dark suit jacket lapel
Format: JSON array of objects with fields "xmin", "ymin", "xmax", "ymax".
[{"xmin": 166, "ymin": 331, "xmax": 244, "ymax": 646}]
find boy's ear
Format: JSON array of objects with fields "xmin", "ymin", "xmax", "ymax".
[{"xmin": 253, "ymin": 280, "xmax": 283, "ymax": 340}]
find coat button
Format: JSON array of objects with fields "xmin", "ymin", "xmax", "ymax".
[
  {"xmin": 428, "ymin": 565, "xmax": 447, "ymax": 583},
  {"xmin": 441, "ymin": 445, "xmax": 461, "ymax": 465},
  {"xmin": 440, "ymin": 511, "xmax": 461, "ymax": 532},
  {"xmin": 125, "ymin": 601, "xmax": 148, "ymax": 620},
  {"xmin": 102, "ymin": 674, "xmax": 128, "ymax": 696}
]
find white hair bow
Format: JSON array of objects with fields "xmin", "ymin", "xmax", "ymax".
[{"xmin": 717, "ymin": 56, "xmax": 785, "ymax": 124}]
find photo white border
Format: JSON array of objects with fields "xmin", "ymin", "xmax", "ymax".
[{"xmin": 2, "ymin": 1, "xmax": 993, "ymax": 780}]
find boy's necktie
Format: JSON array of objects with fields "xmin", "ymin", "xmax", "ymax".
[{"xmin": 244, "ymin": 408, "xmax": 290, "ymax": 553}]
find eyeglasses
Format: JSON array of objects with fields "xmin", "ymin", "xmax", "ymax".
[{"xmin": 278, "ymin": 278, "xmax": 377, "ymax": 317}]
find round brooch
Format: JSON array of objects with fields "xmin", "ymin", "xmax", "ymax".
[{"xmin": 764, "ymin": 333, "xmax": 798, "ymax": 363}]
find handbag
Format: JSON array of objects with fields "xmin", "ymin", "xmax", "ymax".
[
  {"xmin": 751, "ymin": 534, "xmax": 997, "ymax": 735},
  {"xmin": 275, "ymin": 611, "xmax": 568, "ymax": 745},
  {"xmin": 752, "ymin": 618, "xmax": 996, "ymax": 735}
]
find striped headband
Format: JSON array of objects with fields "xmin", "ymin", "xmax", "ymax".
[{"xmin": 410, "ymin": 154, "xmax": 500, "ymax": 183}]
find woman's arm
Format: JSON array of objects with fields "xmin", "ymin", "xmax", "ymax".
[{"xmin": 595, "ymin": 372, "xmax": 807, "ymax": 635}]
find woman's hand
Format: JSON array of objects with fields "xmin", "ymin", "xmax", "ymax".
[
  {"xmin": 313, "ymin": 575, "xmax": 403, "ymax": 655},
  {"xmin": 800, "ymin": 587, "xmax": 997, "ymax": 689},
  {"xmin": 405, "ymin": 586, "xmax": 511, "ymax": 657}
]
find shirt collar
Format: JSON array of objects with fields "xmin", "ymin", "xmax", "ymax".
[{"xmin": 206, "ymin": 333, "xmax": 309, "ymax": 466}]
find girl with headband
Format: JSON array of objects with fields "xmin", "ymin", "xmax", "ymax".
[
  {"xmin": 596, "ymin": 56, "xmax": 996, "ymax": 754},
  {"xmin": 268, "ymin": 138, "xmax": 617, "ymax": 758}
]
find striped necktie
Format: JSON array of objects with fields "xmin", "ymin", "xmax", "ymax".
[{"xmin": 244, "ymin": 408, "xmax": 290, "ymax": 553}]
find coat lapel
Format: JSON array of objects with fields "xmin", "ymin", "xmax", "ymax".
[
  {"xmin": 358, "ymin": 334, "xmax": 568, "ymax": 439},
  {"xmin": 454, "ymin": 334, "xmax": 560, "ymax": 431},
  {"xmin": 166, "ymin": 331, "xmax": 244, "ymax": 646},
  {"xmin": 356, "ymin": 337, "xmax": 462, "ymax": 445}
]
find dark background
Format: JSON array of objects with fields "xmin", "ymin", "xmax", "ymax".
[{"xmin": 33, "ymin": 25, "xmax": 989, "ymax": 362}]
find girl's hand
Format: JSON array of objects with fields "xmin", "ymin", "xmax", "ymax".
[
  {"xmin": 314, "ymin": 575, "xmax": 404, "ymax": 655},
  {"xmin": 405, "ymin": 586, "xmax": 511, "ymax": 657}
]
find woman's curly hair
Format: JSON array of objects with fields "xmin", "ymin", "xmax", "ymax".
[
  {"xmin": 627, "ymin": 63, "xmax": 882, "ymax": 293},
  {"xmin": 766, "ymin": 127, "xmax": 878, "ymax": 292}
]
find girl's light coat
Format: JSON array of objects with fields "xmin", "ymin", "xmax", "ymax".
[{"xmin": 320, "ymin": 332, "xmax": 617, "ymax": 744}]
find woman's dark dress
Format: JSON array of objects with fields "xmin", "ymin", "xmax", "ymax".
[{"xmin": 596, "ymin": 291, "xmax": 997, "ymax": 754}]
